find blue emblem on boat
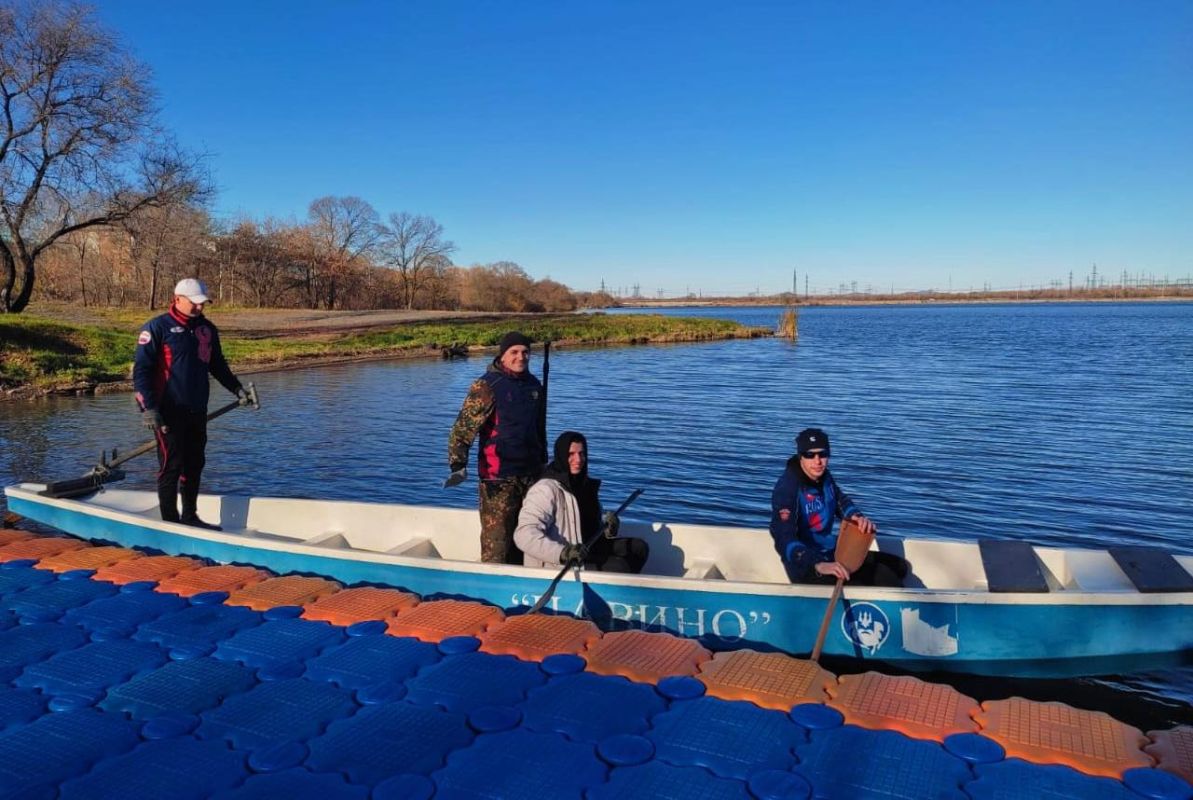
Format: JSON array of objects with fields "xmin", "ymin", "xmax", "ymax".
[{"xmin": 841, "ymin": 602, "xmax": 890, "ymax": 654}]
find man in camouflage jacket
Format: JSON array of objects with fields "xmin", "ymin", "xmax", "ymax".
[{"xmin": 447, "ymin": 331, "xmax": 546, "ymax": 563}]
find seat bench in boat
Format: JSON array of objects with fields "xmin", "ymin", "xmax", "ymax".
[
  {"xmin": 979, "ymin": 539, "xmax": 1051, "ymax": 593},
  {"xmin": 1109, "ymin": 546, "xmax": 1193, "ymax": 593}
]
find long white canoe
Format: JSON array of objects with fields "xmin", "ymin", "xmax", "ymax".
[{"xmin": 6, "ymin": 482, "xmax": 1193, "ymax": 678}]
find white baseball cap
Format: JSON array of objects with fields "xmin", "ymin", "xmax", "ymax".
[{"xmin": 173, "ymin": 278, "xmax": 209, "ymax": 304}]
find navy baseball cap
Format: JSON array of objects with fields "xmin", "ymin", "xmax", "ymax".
[{"xmin": 796, "ymin": 428, "xmax": 830, "ymax": 455}]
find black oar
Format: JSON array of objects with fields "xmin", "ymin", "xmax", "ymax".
[
  {"xmin": 538, "ymin": 340, "xmax": 551, "ymax": 465},
  {"xmin": 528, "ymin": 487, "xmax": 643, "ymax": 614},
  {"xmin": 40, "ymin": 383, "xmax": 261, "ymax": 500}
]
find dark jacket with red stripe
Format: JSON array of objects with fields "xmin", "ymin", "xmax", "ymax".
[
  {"xmin": 448, "ymin": 362, "xmax": 546, "ymax": 480},
  {"xmin": 770, "ymin": 458, "xmax": 860, "ymax": 580},
  {"xmin": 133, "ymin": 306, "xmax": 240, "ymax": 413}
]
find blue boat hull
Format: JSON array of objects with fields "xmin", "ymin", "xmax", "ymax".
[{"xmin": 7, "ymin": 489, "xmax": 1193, "ymax": 678}]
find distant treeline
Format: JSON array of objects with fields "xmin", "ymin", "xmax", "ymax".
[
  {"xmin": 34, "ymin": 198, "xmax": 617, "ymax": 313},
  {"xmin": 622, "ymin": 282, "xmax": 1193, "ymax": 307}
]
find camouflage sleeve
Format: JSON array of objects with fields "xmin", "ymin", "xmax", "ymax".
[{"xmin": 448, "ymin": 378, "xmax": 494, "ymax": 470}]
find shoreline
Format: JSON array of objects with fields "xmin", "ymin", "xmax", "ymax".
[
  {"xmin": 1, "ymin": 311, "xmax": 770, "ymax": 402},
  {"xmin": 617, "ymin": 294, "xmax": 1193, "ymax": 309}
]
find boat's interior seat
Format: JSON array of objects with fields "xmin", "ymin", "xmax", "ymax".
[
  {"xmin": 242, "ymin": 529, "xmax": 350, "ymax": 549},
  {"xmin": 386, "ymin": 536, "xmax": 441, "ymax": 559},
  {"xmin": 683, "ymin": 558, "xmax": 724, "ymax": 580},
  {"xmin": 243, "ymin": 530, "xmax": 303, "ymax": 544},
  {"xmin": 1108, "ymin": 546, "xmax": 1193, "ymax": 593},
  {"xmin": 979, "ymin": 539, "xmax": 1051, "ymax": 593},
  {"xmin": 305, "ymin": 531, "xmax": 350, "ymax": 549}
]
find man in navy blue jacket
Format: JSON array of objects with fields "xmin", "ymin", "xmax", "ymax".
[
  {"xmin": 133, "ymin": 278, "xmax": 247, "ymax": 528},
  {"xmin": 770, "ymin": 428, "xmax": 905, "ymax": 586}
]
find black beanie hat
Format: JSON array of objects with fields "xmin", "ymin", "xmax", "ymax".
[
  {"xmin": 496, "ymin": 331, "xmax": 532, "ymax": 359},
  {"xmin": 796, "ymin": 427, "xmax": 831, "ymax": 455}
]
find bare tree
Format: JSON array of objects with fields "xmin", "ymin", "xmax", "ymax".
[
  {"xmin": 0, "ymin": 1, "xmax": 209, "ymax": 313},
  {"xmin": 458, "ymin": 261, "xmax": 538, "ymax": 311},
  {"xmin": 530, "ymin": 277, "xmax": 578, "ymax": 312},
  {"xmin": 379, "ymin": 212, "xmax": 456, "ymax": 309},
  {"xmin": 122, "ymin": 203, "xmax": 213, "ymax": 309},
  {"xmin": 60, "ymin": 228, "xmax": 101, "ymax": 307},
  {"xmin": 305, "ymin": 196, "xmax": 382, "ymax": 309},
  {"xmin": 223, "ymin": 218, "xmax": 293, "ymax": 308}
]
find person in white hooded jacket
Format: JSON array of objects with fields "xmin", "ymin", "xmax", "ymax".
[{"xmin": 514, "ymin": 431, "xmax": 648, "ymax": 572}]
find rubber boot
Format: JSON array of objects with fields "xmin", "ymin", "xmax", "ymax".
[{"xmin": 179, "ymin": 485, "xmax": 221, "ymax": 531}]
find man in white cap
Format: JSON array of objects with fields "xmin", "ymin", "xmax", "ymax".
[{"xmin": 132, "ymin": 278, "xmax": 249, "ymax": 528}]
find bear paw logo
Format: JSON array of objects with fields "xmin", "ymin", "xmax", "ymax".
[{"xmin": 841, "ymin": 602, "xmax": 890, "ymax": 655}]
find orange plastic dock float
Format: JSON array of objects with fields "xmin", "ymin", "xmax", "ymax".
[
  {"xmin": 1145, "ymin": 726, "xmax": 1193, "ymax": 786},
  {"xmin": 826, "ymin": 671, "xmax": 979, "ymax": 741},
  {"xmin": 0, "ymin": 528, "xmax": 32, "ymax": 546},
  {"xmin": 386, "ymin": 599, "xmax": 504, "ymax": 642},
  {"xmin": 479, "ymin": 613, "xmax": 601, "ymax": 661},
  {"xmin": 974, "ymin": 697, "xmax": 1153, "ymax": 777},
  {"xmin": 583, "ymin": 630, "xmax": 710, "ymax": 683},
  {"xmin": 301, "ymin": 586, "xmax": 418, "ymax": 626},
  {"xmin": 154, "ymin": 564, "xmax": 271, "ymax": 597},
  {"xmin": 697, "ymin": 650, "xmax": 835, "ymax": 711},
  {"xmin": 0, "ymin": 535, "xmax": 87, "ymax": 562},
  {"xmin": 225, "ymin": 575, "xmax": 340, "ymax": 610},
  {"xmin": 35, "ymin": 545, "xmax": 142, "ymax": 573},
  {"xmin": 92, "ymin": 555, "xmax": 201, "ymax": 585},
  {"xmin": 0, "ymin": 530, "xmax": 1189, "ymax": 799}
]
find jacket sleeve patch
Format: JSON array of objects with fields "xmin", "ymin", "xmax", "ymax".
[
  {"xmin": 778, "ymin": 508, "xmax": 791, "ymax": 522},
  {"xmin": 137, "ymin": 330, "xmax": 152, "ymax": 345}
]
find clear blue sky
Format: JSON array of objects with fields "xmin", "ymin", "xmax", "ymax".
[{"xmin": 94, "ymin": 1, "xmax": 1192, "ymax": 296}]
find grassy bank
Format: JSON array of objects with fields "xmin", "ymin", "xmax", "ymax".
[{"xmin": 1, "ymin": 311, "xmax": 769, "ymax": 399}]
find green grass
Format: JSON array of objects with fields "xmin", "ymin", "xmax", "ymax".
[
  {"xmin": 222, "ymin": 314, "xmax": 765, "ymax": 364},
  {"xmin": 1, "ymin": 315, "xmax": 133, "ymax": 388},
  {"xmin": 2, "ymin": 312, "xmax": 768, "ymax": 392}
]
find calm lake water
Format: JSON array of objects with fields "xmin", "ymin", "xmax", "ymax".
[{"xmin": 2, "ymin": 301, "xmax": 1192, "ymax": 727}]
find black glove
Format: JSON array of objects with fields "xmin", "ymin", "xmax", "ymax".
[
  {"xmin": 559, "ymin": 543, "xmax": 584, "ymax": 564},
  {"xmin": 602, "ymin": 511, "xmax": 620, "ymax": 539},
  {"xmin": 443, "ymin": 466, "xmax": 468, "ymax": 488},
  {"xmin": 143, "ymin": 409, "xmax": 164, "ymax": 433}
]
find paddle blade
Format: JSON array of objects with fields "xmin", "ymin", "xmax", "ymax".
[
  {"xmin": 39, "ymin": 469, "xmax": 126, "ymax": 499},
  {"xmin": 834, "ymin": 518, "xmax": 874, "ymax": 573}
]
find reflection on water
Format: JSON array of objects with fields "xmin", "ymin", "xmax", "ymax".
[{"xmin": 2, "ymin": 301, "xmax": 1192, "ymax": 726}]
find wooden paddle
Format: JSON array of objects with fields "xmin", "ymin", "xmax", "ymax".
[{"xmin": 810, "ymin": 517, "xmax": 875, "ymax": 662}]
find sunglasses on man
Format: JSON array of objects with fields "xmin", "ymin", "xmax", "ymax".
[{"xmin": 801, "ymin": 450, "xmax": 830, "ymax": 461}]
